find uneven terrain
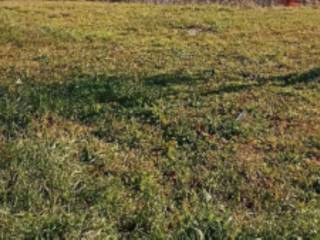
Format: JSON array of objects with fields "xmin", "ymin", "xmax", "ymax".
[{"xmin": 0, "ymin": 1, "xmax": 320, "ymax": 239}]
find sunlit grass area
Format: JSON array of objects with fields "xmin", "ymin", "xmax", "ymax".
[{"xmin": 0, "ymin": 1, "xmax": 320, "ymax": 238}]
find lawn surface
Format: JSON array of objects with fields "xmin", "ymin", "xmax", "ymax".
[{"xmin": 0, "ymin": 1, "xmax": 320, "ymax": 239}]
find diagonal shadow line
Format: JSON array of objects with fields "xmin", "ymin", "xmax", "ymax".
[
  {"xmin": 201, "ymin": 67, "xmax": 320, "ymax": 96},
  {"xmin": 260, "ymin": 67, "xmax": 320, "ymax": 86}
]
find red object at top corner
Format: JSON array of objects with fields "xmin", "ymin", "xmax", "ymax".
[{"xmin": 283, "ymin": 0, "xmax": 300, "ymax": 7}]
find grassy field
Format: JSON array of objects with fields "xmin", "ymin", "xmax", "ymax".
[{"xmin": 1, "ymin": 1, "xmax": 320, "ymax": 239}]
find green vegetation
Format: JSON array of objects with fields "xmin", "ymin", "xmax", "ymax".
[{"xmin": 1, "ymin": 1, "xmax": 320, "ymax": 239}]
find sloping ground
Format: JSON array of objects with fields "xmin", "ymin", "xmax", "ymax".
[{"xmin": 0, "ymin": 1, "xmax": 320, "ymax": 239}]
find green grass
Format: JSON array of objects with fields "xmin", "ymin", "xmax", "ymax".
[{"xmin": 1, "ymin": 1, "xmax": 320, "ymax": 239}]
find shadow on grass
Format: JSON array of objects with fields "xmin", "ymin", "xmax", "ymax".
[
  {"xmin": 202, "ymin": 67, "xmax": 320, "ymax": 96},
  {"xmin": 1, "ymin": 67, "xmax": 319, "ymax": 138},
  {"xmin": 0, "ymin": 70, "xmax": 207, "ymax": 138},
  {"xmin": 263, "ymin": 67, "xmax": 320, "ymax": 86}
]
